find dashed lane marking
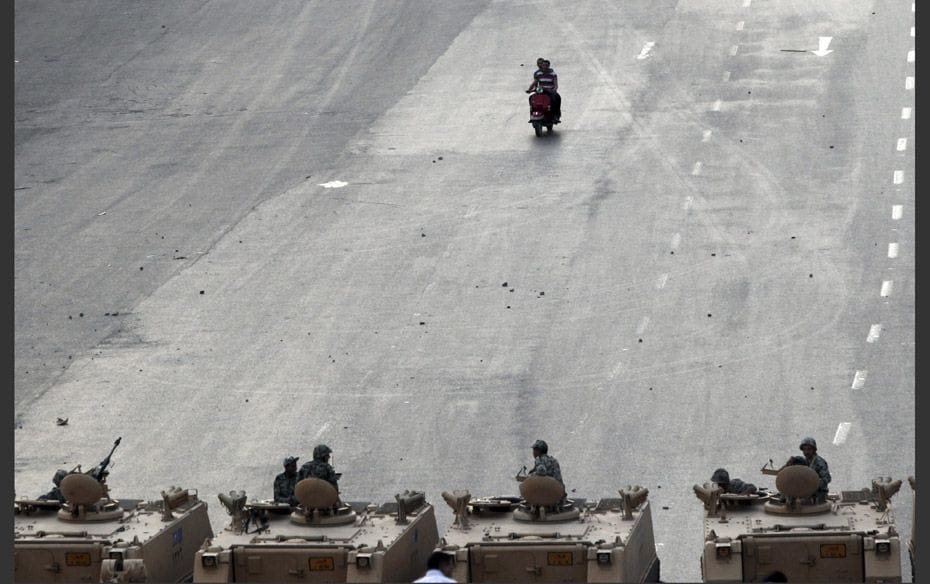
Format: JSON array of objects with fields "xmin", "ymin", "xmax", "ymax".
[
  {"xmin": 893, "ymin": 170, "xmax": 904, "ymax": 184},
  {"xmin": 892, "ymin": 205, "xmax": 903, "ymax": 220},
  {"xmin": 888, "ymin": 243, "xmax": 900, "ymax": 258},
  {"xmin": 851, "ymin": 370, "xmax": 868, "ymax": 390},
  {"xmin": 897, "ymin": 138, "xmax": 907, "ymax": 151},
  {"xmin": 742, "ymin": 0, "xmax": 751, "ymax": 7},
  {"xmin": 729, "ymin": 45, "xmax": 740, "ymax": 56},
  {"xmin": 712, "ymin": 99, "xmax": 722, "ymax": 111},
  {"xmin": 867, "ymin": 324, "xmax": 883, "ymax": 343},
  {"xmin": 832, "ymin": 422, "xmax": 852, "ymax": 445},
  {"xmin": 637, "ymin": 41, "xmax": 656, "ymax": 59},
  {"xmin": 722, "ymin": 71, "xmax": 731, "ymax": 81},
  {"xmin": 911, "ymin": 27, "xmax": 915, "ymax": 37},
  {"xmin": 880, "ymin": 280, "xmax": 894, "ymax": 297},
  {"xmin": 656, "ymin": 273, "xmax": 669, "ymax": 289},
  {"xmin": 736, "ymin": 21, "xmax": 745, "ymax": 31},
  {"xmin": 906, "ymin": 76, "xmax": 915, "ymax": 89},
  {"xmin": 682, "ymin": 196, "xmax": 694, "ymax": 210},
  {"xmin": 908, "ymin": 50, "xmax": 915, "ymax": 62},
  {"xmin": 692, "ymin": 162, "xmax": 703, "ymax": 175},
  {"xmin": 901, "ymin": 107, "xmax": 912, "ymax": 119},
  {"xmin": 702, "ymin": 130, "xmax": 713, "ymax": 142}
]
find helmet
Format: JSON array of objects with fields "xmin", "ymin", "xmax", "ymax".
[
  {"xmin": 283, "ymin": 456, "xmax": 299, "ymax": 466},
  {"xmin": 711, "ymin": 468, "xmax": 730, "ymax": 484},
  {"xmin": 531, "ymin": 440, "xmax": 548, "ymax": 454},
  {"xmin": 52, "ymin": 469, "xmax": 69, "ymax": 486},
  {"xmin": 799, "ymin": 437, "xmax": 817, "ymax": 450},
  {"xmin": 313, "ymin": 444, "xmax": 332, "ymax": 460}
]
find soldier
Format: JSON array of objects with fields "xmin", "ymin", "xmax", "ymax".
[
  {"xmin": 298, "ymin": 444, "xmax": 339, "ymax": 491},
  {"xmin": 528, "ymin": 439, "xmax": 563, "ymax": 486},
  {"xmin": 36, "ymin": 469, "xmax": 69, "ymax": 502},
  {"xmin": 796, "ymin": 436, "xmax": 831, "ymax": 503},
  {"xmin": 273, "ymin": 456, "xmax": 299, "ymax": 505},
  {"xmin": 711, "ymin": 468, "xmax": 757, "ymax": 494}
]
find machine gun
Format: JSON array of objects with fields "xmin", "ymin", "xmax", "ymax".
[{"xmin": 89, "ymin": 437, "xmax": 122, "ymax": 483}]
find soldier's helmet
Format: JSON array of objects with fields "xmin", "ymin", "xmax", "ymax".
[
  {"xmin": 711, "ymin": 468, "xmax": 730, "ymax": 484},
  {"xmin": 313, "ymin": 444, "xmax": 332, "ymax": 460},
  {"xmin": 531, "ymin": 440, "xmax": 548, "ymax": 454},
  {"xmin": 52, "ymin": 469, "xmax": 69, "ymax": 486},
  {"xmin": 799, "ymin": 437, "xmax": 818, "ymax": 450}
]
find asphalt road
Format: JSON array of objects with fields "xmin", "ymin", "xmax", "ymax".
[{"xmin": 14, "ymin": 1, "xmax": 915, "ymax": 581}]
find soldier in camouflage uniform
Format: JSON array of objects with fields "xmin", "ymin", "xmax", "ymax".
[
  {"xmin": 797, "ymin": 436, "xmax": 831, "ymax": 503},
  {"xmin": 37, "ymin": 469, "xmax": 69, "ymax": 502},
  {"xmin": 711, "ymin": 468, "xmax": 757, "ymax": 494},
  {"xmin": 528, "ymin": 439, "xmax": 563, "ymax": 486},
  {"xmin": 273, "ymin": 456, "xmax": 299, "ymax": 505},
  {"xmin": 298, "ymin": 444, "xmax": 339, "ymax": 491}
]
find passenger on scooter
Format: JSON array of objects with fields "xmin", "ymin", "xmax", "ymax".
[{"xmin": 526, "ymin": 58, "xmax": 561, "ymax": 122}]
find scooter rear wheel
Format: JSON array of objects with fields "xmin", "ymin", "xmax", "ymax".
[{"xmin": 533, "ymin": 121, "xmax": 542, "ymax": 137}]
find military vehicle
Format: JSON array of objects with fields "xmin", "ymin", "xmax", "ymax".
[
  {"xmin": 432, "ymin": 473, "xmax": 660, "ymax": 582},
  {"xmin": 14, "ymin": 439, "xmax": 213, "ymax": 582},
  {"xmin": 193, "ymin": 478, "xmax": 439, "ymax": 582},
  {"xmin": 695, "ymin": 464, "xmax": 903, "ymax": 582}
]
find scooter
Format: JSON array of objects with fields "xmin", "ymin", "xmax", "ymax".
[{"xmin": 527, "ymin": 86, "xmax": 558, "ymax": 137}]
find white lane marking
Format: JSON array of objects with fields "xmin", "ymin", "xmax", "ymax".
[
  {"xmin": 892, "ymin": 205, "xmax": 903, "ymax": 220},
  {"xmin": 636, "ymin": 316, "xmax": 650, "ymax": 335},
  {"xmin": 637, "ymin": 41, "xmax": 656, "ymax": 59},
  {"xmin": 319, "ymin": 180, "xmax": 348, "ymax": 188},
  {"xmin": 908, "ymin": 50, "xmax": 915, "ymax": 62},
  {"xmin": 313, "ymin": 421, "xmax": 332, "ymax": 440},
  {"xmin": 729, "ymin": 45, "xmax": 740, "ymax": 56},
  {"xmin": 911, "ymin": 27, "xmax": 915, "ymax": 37},
  {"xmin": 867, "ymin": 324, "xmax": 883, "ymax": 343},
  {"xmin": 670, "ymin": 233, "xmax": 681, "ymax": 250},
  {"xmin": 832, "ymin": 422, "xmax": 852, "ymax": 445},
  {"xmin": 902, "ymin": 107, "xmax": 912, "ymax": 119},
  {"xmin": 906, "ymin": 76, "xmax": 915, "ymax": 89},
  {"xmin": 742, "ymin": 0, "xmax": 751, "ymax": 7},
  {"xmin": 722, "ymin": 70, "xmax": 732, "ymax": 81},
  {"xmin": 682, "ymin": 196, "xmax": 694, "ymax": 210},
  {"xmin": 913, "ymin": 3, "xmax": 915, "ymax": 12},
  {"xmin": 897, "ymin": 138, "xmax": 908, "ymax": 151},
  {"xmin": 702, "ymin": 130, "xmax": 713, "ymax": 142},
  {"xmin": 880, "ymin": 280, "xmax": 894, "ymax": 297},
  {"xmin": 893, "ymin": 170, "xmax": 904, "ymax": 184},
  {"xmin": 656, "ymin": 273, "xmax": 669, "ymax": 289},
  {"xmin": 811, "ymin": 37, "xmax": 834, "ymax": 57},
  {"xmin": 851, "ymin": 370, "xmax": 868, "ymax": 390},
  {"xmin": 736, "ymin": 21, "xmax": 745, "ymax": 31},
  {"xmin": 692, "ymin": 162, "xmax": 703, "ymax": 175},
  {"xmin": 712, "ymin": 99, "xmax": 722, "ymax": 111},
  {"xmin": 888, "ymin": 243, "xmax": 900, "ymax": 258}
]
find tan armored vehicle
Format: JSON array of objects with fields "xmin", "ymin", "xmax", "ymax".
[
  {"xmin": 14, "ymin": 439, "xmax": 213, "ymax": 582},
  {"xmin": 695, "ymin": 464, "xmax": 903, "ymax": 582},
  {"xmin": 193, "ymin": 478, "xmax": 439, "ymax": 582},
  {"xmin": 433, "ymin": 474, "xmax": 660, "ymax": 582}
]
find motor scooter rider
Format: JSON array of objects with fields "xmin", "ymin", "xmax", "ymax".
[{"xmin": 526, "ymin": 58, "xmax": 561, "ymax": 122}]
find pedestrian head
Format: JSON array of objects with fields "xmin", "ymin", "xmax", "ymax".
[
  {"xmin": 799, "ymin": 437, "xmax": 817, "ymax": 458},
  {"xmin": 426, "ymin": 550, "xmax": 454, "ymax": 576},
  {"xmin": 532, "ymin": 439, "xmax": 548, "ymax": 455},
  {"xmin": 313, "ymin": 444, "xmax": 332, "ymax": 461},
  {"xmin": 711, "ymin": 468, "xmax": 730, "ymax": 485},
  {"xmin": 283, "ymin": 456, "xmax": 299, "ymax": 471}
]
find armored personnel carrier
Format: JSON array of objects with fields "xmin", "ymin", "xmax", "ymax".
[
  {"xmin": 193, "ymin": 478, "xmax": 439, "ymax": 582},
  {"xmin": 14, "ymin": 441, "xmax": 212, "ymax": 582},
  {"xmin": 433, "ymin": 475, "xmax": 660, "ymax": 582},
  {"xmin": 695, "ymin": 464, "xmax": 903, "ymax": 582}
]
